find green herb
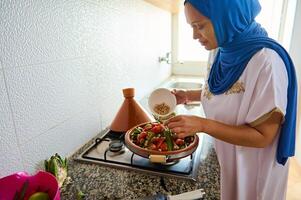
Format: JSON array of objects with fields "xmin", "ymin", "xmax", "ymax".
[
  {"xmin": 45, "ymin": 153, "xmax": 68, "ymax": 187},
  {"xmin": 144, "ymin": 123, "xmax": 152, "ymax": 130},
  {"xmin": 164, "ymin": 129, "xmax": 174, "ymax": 151},
  {"xmin": 76, "ymin": 189, "xmax": 86, "ymax": 200},
  {"xmin": 132, "ymin": 127, "xmax": 142, "ymax": 135}
]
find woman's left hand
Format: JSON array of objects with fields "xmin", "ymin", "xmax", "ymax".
[{"xmin": 164, "ymin": 115, "xmax": 203, "ymax": 138}]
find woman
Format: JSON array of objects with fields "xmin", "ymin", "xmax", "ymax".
[{"xmin": 165, "ymin": 0, "xmax": 298, "ymax": 200}]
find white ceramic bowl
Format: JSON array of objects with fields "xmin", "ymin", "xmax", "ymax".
[{"xmin": 148, "ymin": 88, "xmax": 177, "ymax": 117}]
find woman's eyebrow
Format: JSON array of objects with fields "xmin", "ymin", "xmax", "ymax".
[{"xmin": 191, "ymin": 20, "xmax": 205, "ymax": 26}]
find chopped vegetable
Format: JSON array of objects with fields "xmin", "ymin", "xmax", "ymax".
[
  {"xmin": 164, "ymin": 129, "xmax": 174, "ymax": 151},
  {"xmin": 143, "ymin": 123, "xmax": 153, "ymax": 130},
  {"xmin": 76, "ymin": 189, "xmax": 86, "ymax": 200},
  {"xmin": 151, "ymin": 124, "xmax": 163, "ymax": 134},
  {"xmin": 130, "ymin": 122, "xmax": 194, "ymax": 151},
  {"xmin": 175, "ymin": 138, "xmax": 185, "ymax": 146}
]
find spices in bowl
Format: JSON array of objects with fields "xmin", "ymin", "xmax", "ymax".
[
  {"xmin": 153, "ymin": 102, "xmax": 170, "ymax": 115},
  {"xmin": 148, "ymin": 88, "xmax": 177, "ymax": 117}
]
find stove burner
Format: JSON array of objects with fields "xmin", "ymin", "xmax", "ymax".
[
  {"xmin": 109, "ymin": 140, "xmax": 124, "ymax": 152},
  {"xmin": 77, "ymin": 129, "xmax": 203, "ymax": 181}
]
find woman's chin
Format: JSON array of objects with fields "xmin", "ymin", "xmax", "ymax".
[
  {"xmin": 204, "ymin": 45, "xmax": 212, "ymax": 50},
  {"xmin": 204, "ymin": 44, "xmax": 218, "ymax": 51}
]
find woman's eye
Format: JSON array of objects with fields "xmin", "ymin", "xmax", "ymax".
[
  {"xmin": 197, "ymin": 24, "xmax": 204, "ymax": 30},
  {"xmin": 192, "ymin": 24, "xmax": 204, "ymax": 31}
]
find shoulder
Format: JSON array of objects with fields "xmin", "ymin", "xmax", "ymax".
[
  {"xmin": 248, "ymin": 48, "xmax": 285, "ymax": 71},
  {"xmin": 245, "ymin": 48, "xmax": 287, "ymax": 80}
]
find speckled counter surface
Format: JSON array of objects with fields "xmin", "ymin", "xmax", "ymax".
[{"xmin": 60, "ymin": 132, "xmax": 220, "ymax": 200}]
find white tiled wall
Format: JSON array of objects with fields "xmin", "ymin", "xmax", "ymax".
[
  {"xmin": 0, "ymin": 70, "xmax": 25, "ymax": 176},
  {"xmin": 0, "ymin": 0, "xmax": 171, "ymax": 177}
]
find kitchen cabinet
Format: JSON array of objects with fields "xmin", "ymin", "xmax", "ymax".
[{"xmin": 144, "ymin": 0, "xmax": 181, "ymax": 13}]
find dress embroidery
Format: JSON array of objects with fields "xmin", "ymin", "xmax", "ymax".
[
  {"xmin": 203, "ymin": 84, "xmax": 213, "ymax": 100},
  {"xmin": 203, "ymin": 81, "xmax": 245, "ymax": 100},
  {"xmin": 225, "ymin": 81, "xmax": 245, "ymax": 95}
]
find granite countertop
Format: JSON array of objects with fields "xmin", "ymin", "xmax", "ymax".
[
  {"xmin": 60, "ymin": 82, "xmax": 220, "ymax": 199},
  {"xmin": 60, "ymin": 132, "xmax": 220, "ymax": 200}
]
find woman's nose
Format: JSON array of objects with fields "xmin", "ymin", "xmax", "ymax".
[{"xmin": 193, "ymin": 28, "xmax": 199, "ymax": 40}]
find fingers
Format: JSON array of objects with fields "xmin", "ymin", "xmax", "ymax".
[
  {"xmin": 165, "ymin": 121, "xmax": 182, "ymax": 129},
  {"xmin": 171, "ymin": 89, "xmax": 182, "ymax": 105},
  {"xmin": 168, "ymin": 126, "xmax": 186, "ymax": 137},
  {"xmin": 170, "ymin": 127, "xmax": 182, "ymax": 133},
  {"xmin": 165, "ymin": 115, "xmax": 183, "ymax": 124},
  {"xmin": 165, "ymin": 122, "xmax": 194, "ymax": 138},
  {"xmin": 164, "ymin": 117, "xmax": 183, "ymax": 135},
  {"xmin": 172, "ymin": 89, "xmax": 182, "ymax": 100}
]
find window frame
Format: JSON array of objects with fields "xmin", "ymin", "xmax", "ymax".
[{"xmin": 171, "ymin": 10, "xmax": 208, "ymax": 76}]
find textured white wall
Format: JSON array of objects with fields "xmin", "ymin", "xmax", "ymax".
[
  {"xmin": 289, "ymin": 0, "xmax": 301, "ymax": 166},
  {"xmin": 0, "ymin": 0, "xmax": 171, "ymax": 177}
]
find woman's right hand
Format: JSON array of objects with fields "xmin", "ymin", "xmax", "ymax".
[{"xmin": 171, "ymin": 89, "xmax": 188, "ymax": 105}]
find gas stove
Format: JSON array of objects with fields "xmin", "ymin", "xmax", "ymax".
[{"xmin": 75, "ymin": 129, "xmax": 204, "ymax": 181}]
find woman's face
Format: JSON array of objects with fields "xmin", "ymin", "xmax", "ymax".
[{"xmin": 185, "ymin": 3, "xmax": 218, "ymax": 50}]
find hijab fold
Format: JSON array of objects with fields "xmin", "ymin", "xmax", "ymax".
[{"xmin": 185, "ymin": 0, "xmax": 297, "ymax": 165}]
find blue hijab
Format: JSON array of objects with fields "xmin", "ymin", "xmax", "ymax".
[{"xmin": 185, "ymin": 0, "xmax": 297, "ymax": 165}]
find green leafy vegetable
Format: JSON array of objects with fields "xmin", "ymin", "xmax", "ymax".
[
  {"xmin": 76, "ymin": 188, "xmax": 86, "ymax": 200},
  {"xmin": 164, "ymin": 129, "xmax": 174, "ymax": 151},
  {"xmin": 44, "ymin": 153, "xmax": 68, "ymax": 187}
]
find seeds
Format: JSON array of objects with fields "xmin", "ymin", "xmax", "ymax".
[{"xmin": 154, "ymin": 103, "xmax": 170, "ymax": 115}]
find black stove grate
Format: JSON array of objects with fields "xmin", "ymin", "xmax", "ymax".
[{"xmin": 77, "ymin": 129, "xmax": 202, "ymax": 181}]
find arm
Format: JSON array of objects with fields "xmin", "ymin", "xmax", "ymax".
[
  {"xmin": 172, "ymin": 89, "xmax": 202, "ymax": 104},
  {"xmin": 186, "ymin": 89, "xmax": 202, "ymax": 102},
  {"xmin": 165, "ymin": 111, "xmax": 282, "ymax": 148}
]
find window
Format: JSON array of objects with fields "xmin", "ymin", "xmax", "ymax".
[
  {"xmin": 256, "ymin": 0, "xmax": 284, "ymax": 41},
  {"xmin": 177, "ymin": 7, "xmax": 209, "ymax": 62},
  {"xmin": 172, "ymin": 0, "xmax": 296, "ymax": 76}
]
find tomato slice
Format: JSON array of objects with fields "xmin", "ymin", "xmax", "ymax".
[
  {"xmin": 131, "ymin": 123, "xmax": 187, "ymax": 152},
  {"xmin": 156, "ymin": 137, "xmax": 165, "ymax": 149},
  {"xmin": 175, "ymin": 138, "xmax": 185, "ymax": 145},
  {"xmin": 159, "ymin": 142, "xmax": 168, "ymax": 151},
  {"xmin": 143, "ymin": 123, "xmax": 153, "ymax": 131},
  {"xmin": 151, "ymin": 125, "xmax": 162, "ymax": 134},
  {"xmin": 137, "ymin": 131, "xmax": 147, "ymax": 141}
]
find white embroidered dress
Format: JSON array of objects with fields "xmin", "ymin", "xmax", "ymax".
[{"xmin": 201, "ymin": 48, "xmax": 289, "ymax": 200}]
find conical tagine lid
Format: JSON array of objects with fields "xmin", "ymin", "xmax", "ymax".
[{"xmin": 110, "ymin": 88, "xmax": 154, "ymax": 132}]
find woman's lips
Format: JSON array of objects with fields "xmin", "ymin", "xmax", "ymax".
[{"xmin": 199, "ymin": 40, "xmax": 208, "ymax": 46}]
